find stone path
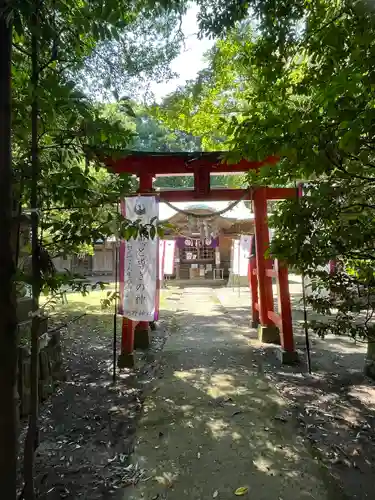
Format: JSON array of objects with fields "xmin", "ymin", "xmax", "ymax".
[{"xmin": 122, "ymin": 288, "xmax": 330, "ymax": 500}]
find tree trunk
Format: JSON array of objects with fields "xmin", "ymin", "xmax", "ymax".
[
  {"xmin": 0, "ymin": 4, "xmax": 18, "ymax": 500},
  {"xmin": 365, "ymin": 338, "xmax": 375, "ymax": 380},
  {"xmin": 23, "ymin": 3, "xmax": 40, "ymax": 498}
]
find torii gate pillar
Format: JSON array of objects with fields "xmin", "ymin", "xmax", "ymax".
[
  {"xmin": 253, "ymin": 187, "xmax": 279, "ymax": 342},
  {"xmin": 250, "ymin": 187, "xmax": 298, "ymax": 363}
]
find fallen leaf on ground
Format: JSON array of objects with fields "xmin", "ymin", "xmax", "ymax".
[
  {"xmin": 232, "ymin": 411, "xmax": 242, "ymax": 417},
  {"xmin": 274, "ymin": 416, "xmax": 287, "ymax": 422},
  {"xmin": 213, "ymin": 490, "xmax": 219, "ymax": 498},
  {"xmin": 234, "ymin": 486, "xmax": 249, "ymax": 496}
]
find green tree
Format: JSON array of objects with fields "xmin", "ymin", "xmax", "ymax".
[
  {"xmin": 80, "ymin": 6, "xmax": 186, "ymax": 101},
  {"xmin": 224, "ymin": 1, "xmax": 375, "ymax": 376},
  {"xmin": 0, "ymin": 1, "xmax": 195, "ymax": 498},
  {"xmin": 150, "ymin": 25, "xmax": 255, "ymax": 188},
  {"xmin": 154, "ymin": 0, "xmax": 375, "ymax": 376}
]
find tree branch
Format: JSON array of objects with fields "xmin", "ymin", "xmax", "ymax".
[
  {"xmin": 12, "ymin": 42, "xmax": 31, "ymax": 57},
  {"xmin": 341, "ymin": 203, "xmax": 375, "ymax": 211}
]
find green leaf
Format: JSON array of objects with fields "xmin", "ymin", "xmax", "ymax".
[
  {"xmin": 119, "ymin": 101, "xmax": 136, "ymax": 118},
  {"xmin": 234, "ymin": 487, "xmax": 249, "ymax": 496}
]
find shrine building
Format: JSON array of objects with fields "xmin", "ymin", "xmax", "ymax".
[
  {"xmin": 52, "ymin": 200, "xmax": 255, "ymax": 284},
  {"xmin": 158, "ymin": 200, "xmax": 254, "ymax": 285}
]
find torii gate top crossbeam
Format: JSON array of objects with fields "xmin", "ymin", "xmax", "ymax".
[
  {"xmin": 105, "ymin": 151, "xmax": 279, "ymax": 176},
  {"xmin": 105, "ymin": 151, "xmax": 295, "ymax": 200}
]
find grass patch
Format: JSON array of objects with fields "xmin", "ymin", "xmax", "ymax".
[{"xmin": 42, "ymin": 287, "xmax": 177, "ymax": 323}]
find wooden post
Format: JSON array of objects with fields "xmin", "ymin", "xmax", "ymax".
[
  {"xmin": 134, "ymin": 321, "xmax": 150, "ymax": 350},
  {"xmin": 118, "ymin": 317, "xmax": 135, "ymax": 368},
  {"xmin": 275, "ymin": 260, "xmax": 298, "ymax": 363},
  {"xmin": 138, "ymin": 173, "xmax": 154, "ymax": 192},
  {"xmin": 253, "ymin": 188, "xmax": 279, "ymax": 343},
  {"xmin": 275, "ymin": 260, "xmax": 294, "ymax": 351},
  {"xmin": 160, "ymin": 240, "xmax": 166, "ymax": 289},
  {"xmin": 194, "ymin": 167, "xmax": 210, "ymax": 198},
  {"xmin": 248, "ymin": 256, "xmax": 259, "ymax": 328}
]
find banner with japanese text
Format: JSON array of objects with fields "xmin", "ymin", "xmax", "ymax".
[{"xmin": 123, "ymin": 196, "xmax": 158, "ymax": 321}]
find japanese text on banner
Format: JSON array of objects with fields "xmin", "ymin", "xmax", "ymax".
[{"xmin": 123, "ymin": 196, "xmax": 158, "ymax": 321}]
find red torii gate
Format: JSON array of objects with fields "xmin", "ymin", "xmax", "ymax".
[{"xmin": 106, "ymin": 152, "xmax": 298, "ymax": 366}]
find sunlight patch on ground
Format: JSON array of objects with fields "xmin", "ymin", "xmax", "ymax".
[
  {"xmin": 206, "ymin": 418, "xmax": 231, "ymax": 439},
  {"xmin": 174, "ymin": 369, "xmax": 251, "ymax": 399},
  {"xmin": 252, "ymin": 456, "xmax": 276, "ymax": 475},
  {"xmin": 154, "ymin": 470, "xmax": 179, "ymax": 488},
  {"xmin": 348, "ymin": 385, "xmax": 375, "ymax": 410}
]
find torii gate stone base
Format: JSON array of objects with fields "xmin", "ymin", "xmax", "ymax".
[{"xmin": 106, "ymin": 152, "xmax": 299, "ymax": 367}]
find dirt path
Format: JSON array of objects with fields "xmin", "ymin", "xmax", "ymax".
[{"xmin": 122, "ymin": 288, "xmax": 331, "ymax": 500}]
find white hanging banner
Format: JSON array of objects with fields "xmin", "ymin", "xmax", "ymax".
[
  {"xmin": 123, "ymin": 196, "xmax": 158, "ymax": 321},
  {"xmin": 232, "ymin": 239, "xmax": 240, "ymax": 275},
  {"xmin": 239, "ymin": 235, "xmax": 252, "ymax": 276},
  {"xmin": 215, "ymin": 248, "xmax": 220, "ymax": 265},
  {"xmin": 158, "ymin": 240, "xmax": 165, "ymax": 279},
  {"xmin": 163, "ymin": 240, "xmax": 176, "ymax": 275},
  {"xmin": 232, "ymin": 236, "xmax": 252, "ymax": 276}
]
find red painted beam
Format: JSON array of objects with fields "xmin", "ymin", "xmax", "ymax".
[
  {"xmin": 138, "ymin": 173, "xmax": 153, "ymax": 192},
  {"xmin": 106, "ymin": 154, "xmax": 279, "ymax": 176},
  {"xmin": 265, "ymin": 187, "xmax": 295, "ymax": 200}
]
